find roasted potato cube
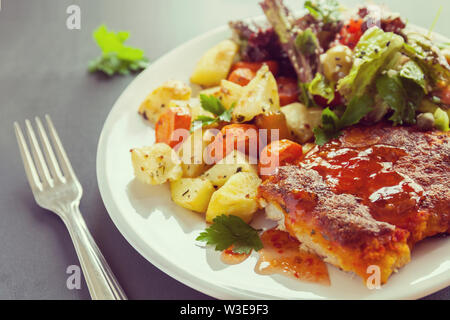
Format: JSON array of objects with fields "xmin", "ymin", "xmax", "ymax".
[
  {"xmin": 131, "ymin": 144, "xmax": 182, "ymax": 185},
  {"xmin": 206, "ymin": 172, "xmax": 261, "ymax": 223},
  {"xmin": 170, "ymin": 178, "xmax": 215, "ymax": 213},
  {"xmin": 199, "ymin": 80, "xmax": 244, "ymax": 110},
  {"xmin": 138, "ymin": 80, "xmax": 192, "ymax": 123},
  {"xmin": 232, "ymin": 65, "xmax": 280, "ymax": 123},
  {"xmin": 281, "ymin": 102, "xmax": 323, "ymax": 143},
  {"xmin": 191, "ymin": 40, "xmax": 239, "ymax": 87},
  {"xmin": 178, "ymin": 129, "xmax": 212, "ymax": 178},
  {"xmin": 202, "ymin": 150, "xmax": 257, "ymax": 188}
]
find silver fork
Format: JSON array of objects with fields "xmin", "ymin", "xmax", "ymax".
[{"xmin": 14, "ymin": 115, "xmax": 127, "ymax": 300}]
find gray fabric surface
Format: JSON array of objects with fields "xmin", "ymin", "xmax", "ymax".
[{"xmin": 0, "ymin": 0, "xmax": 448, "ymax": 300}]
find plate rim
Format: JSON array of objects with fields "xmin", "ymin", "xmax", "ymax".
[{"xmin": 96, "ymin": 21, "xmax": 450, "ymax": 300}]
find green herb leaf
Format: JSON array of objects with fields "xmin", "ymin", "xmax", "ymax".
[
  {"xmin": 308, "ymin": 73, "xmax": 335, "ymax": 104},
  {"xmin": 192, "ymin": 95, "xmax": 235, "ymax": 131},
  {"xmin": 196, "ymin": 215, "xmax": 263, "ymax": 254},
  {"xmin": 89, "ymin": 25, "xmax": 149, "ymax": 76},
  {"xmin": 399, "ymin": 60, "xmax": 427, "ymax": 92},
  {"xmin": 199, "ymin": 94, "xmax": 226, "ymax": 116}
]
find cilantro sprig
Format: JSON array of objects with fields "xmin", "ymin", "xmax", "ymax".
[
  {"xmin": 196, "ymin": 215, "xmax": 263, "ymax": 254},
  {"xmin": 191, "ymin": 94, "xmax": 235, "ymax": 132},
  {"xmin": 88, "ymin": 25, "xmax": 149, "ymax": 76}
]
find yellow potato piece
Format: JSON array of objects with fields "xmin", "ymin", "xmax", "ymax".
[
  {"xmin": 131, "ymin": 144, "xmax": 182, "ymax": 185},
  {"xmin": 138, "ymin": 80, "xmax": 191, "ymax": 123},
  {"xmin": 232, "ymin": 65, "xmax": 280, "ymax": 123},
  {"xmin": 170, "ymin": 178, "xmax": 215, "ymax": 213},
  {"xmin": 202, "ymin": 150, "xmax": 257, "ymax": 188},
  {"xmin": 281, "ymin": 102, "xmax": 323, "ymax": 144},
  {"xmin": 191, "ymin": 40, "xmax": 239, "ymax": 87},
  {"xmin": 206, "ymin": 172, "xmax": 261, "ymax": 223}
]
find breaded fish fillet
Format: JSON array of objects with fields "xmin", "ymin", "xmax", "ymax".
[{"xmin": 259, "ymin": 125, "xmax": 450, "ymax": 283}]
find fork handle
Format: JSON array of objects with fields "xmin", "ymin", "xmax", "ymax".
[{"xmin": 62, "ymin": 206, "xmax": 127, "ymax": 300}]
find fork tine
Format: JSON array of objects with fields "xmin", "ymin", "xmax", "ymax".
[
  {"xmin": 25, "ymin": 119, "xmax": 53, "ymax": 187},
  {"xmin": 44, "ymin": 115, "xmax": 77, "ymax": 181},
  {"xmin": 35, "ymin": 117, "xmax": 65, "ymax": 183},
  {"xmin": 14, "ymin": 122, "xmax": 42, "ymax": 192}
]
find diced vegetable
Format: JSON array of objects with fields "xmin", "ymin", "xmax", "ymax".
[
  {"xmin": 178, "ymin": 129, "xmax": 212, "ymax": 178},
  {"xmin": 277, "ymin": 77, "xmax": 299, "ymax": 106},
  {"xmin": 281, "ymin": 102, "xmax": 323, "ymax": 143},
  {"xmin": 131, "ymin": 144, "xmax": 182, "ymax": 185},
  {"xmin": 337, "ymin": 27, "xmax": 405, "ymax": 100},
  {"xmin": 254, "ymin": 111, "xmax": 292, "ymax": 142},
  {"xmin": 231, "ymin": 61, "xmax": 279, "ymax": 76},
  {"xmin": 202, "ymin": 150, "xmax": 257, "ymax": 188},
  {"xmin": 206, "ymin": 172, "xmax": 262, "ymax": 223},
  {"xmin": 259, "ymin": 139, "xmax": 303, "ymax": 176},
  {"xmin": 170, "ymin": 178, "xmax": 215, "ymax": 213},
  {"xmin": 232, "ymin": 65, "xmax": 281, "ymax": 122},
  {"xmin": 438, "ymin": 86, "xmax": 450, "ymax": 105},
  {"xmin": 416, "ymin": 113, "xmax": 435, "ymax": 131},
  {"xmin": 321, "ymin": 45, "xmax": 354, "ymax": 82},
  {"xmin": 138, "ymin": 80, "xmax": 191, "ymax": 123},
  {"xmin": 434, "ymin": 108, "xmax": 449, "ymax": 132},
  {"xmin": 191, "ymin": 40, "xmax": 239, "ymax": 87},
  {"xmin": 155, "ymin": 106, "xmax": 191, "ymax": 149},
  {"xmin": 200, "ymin": 80, "xmax": 244, "ymax": 111},
  {"xmin": 227, "ymin": 68, "xmax": 255, "ymax": 86},
  {"xmin": 205, "ymin": 124, "xmax": 259, "ymax": 163},
  {"xmin": 338, "ymin": 19, "xmax": 364, "ymax": 49}
]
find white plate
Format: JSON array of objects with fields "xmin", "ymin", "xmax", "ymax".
[{"xmin": 96, "ymin": 21, "xmax": 450, "ymax": 299}]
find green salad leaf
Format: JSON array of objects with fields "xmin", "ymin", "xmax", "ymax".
[
  {"xmin": 399, "ymin": 60, "xmax": 427, "ymax": 92},
  {"xmin": 376, "ymin": 74, "xmax": 424, "ymax": 126},
  {"xmin": 313, "ymin": 95, "xmax": 374, "ymax": 145},
  {"xmin": 88, "ymin": 25, "xmax": 149, "ymax": 76},
  {"xmin": 337, "ymin": 27, "xmax": 404, "ymax": 100},
  {"xmin": 308, "ymin": 73, "xmax": 335, "ymax": 104},
  {"xmin": 196, "ymin": 215, "xmax": 263, "ymax": 254},
  {"xmin": 304, "ymin": 0, "xmax": 341, "ymax": 24},
  {"xmin": 403, "ymin": 33, "xmax": 450, "ymax": 85}
]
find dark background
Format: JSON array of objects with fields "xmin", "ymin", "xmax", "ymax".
[{"xmin": 0, "ymin": 0, "xmax": 448, "ymax": 299}]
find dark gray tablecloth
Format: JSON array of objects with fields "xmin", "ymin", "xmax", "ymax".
[{"xmin": 0, "ymin": 0, "xmax": 448, "ymax": 300}]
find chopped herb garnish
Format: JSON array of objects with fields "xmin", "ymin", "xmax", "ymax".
[
  {"xmin": 191, "ymin": 95, "xmax": 235, "ymax": 131},
  {"xmin": 196, "ymin": 215, "xmax": 263, "ymax": 254}
]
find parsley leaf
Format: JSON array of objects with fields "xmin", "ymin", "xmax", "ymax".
[
  {"xmin": 196, "ymin": 215, "xmax": 263, "ymax": 254},
  {"xmin": 191, "ymin": 95, "xmax": 235, "ymax": 131},
  {"xmin": 199, "ymin": 94, "xmax": 226, "ymax": 116},
  {"xmin": 88, "ymin": 25, "xmax": 149, "ymax": 76}
]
